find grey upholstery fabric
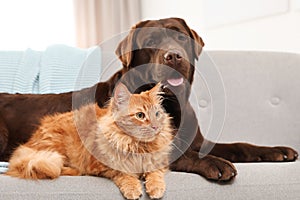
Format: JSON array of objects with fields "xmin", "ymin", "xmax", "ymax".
[
  {"xmin": 1, "ymin": 161, "xmax": 300, "ymax": 199},
  {"xmin": 195, "ymin": 51, "xmax": 300, "ymax": 152},
  {"xmin": 1, "ymin": 51, "xmax": 300, "ymax": 199}
]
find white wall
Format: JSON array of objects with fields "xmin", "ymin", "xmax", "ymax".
[
  {"xmin": 141, "ymin": 0, "xmax": 300, "ymax": 53},
  {"xmin": 0, "ymin": 0, "xmax": 75, "ymax": 50}
]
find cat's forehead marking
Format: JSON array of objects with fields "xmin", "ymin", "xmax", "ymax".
[
  {"xmin": 127, "ymin": 93, "xmax": 161, "ymax": 115},
  {"xmin": 131, "ymin": 93, "xmax": 157, "ymax": 105}
]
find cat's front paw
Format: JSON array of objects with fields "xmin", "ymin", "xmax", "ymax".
[
  {"xmin": 121, "ymin": 187, "xmax": 142, "ymax": 200},
  {"xmin": 145, "ymin": 179, "xmax": 166, "ymax": 199},
  {"xmin": 119, "ymin": 180, "xmax": 142, "ymax": 200}
]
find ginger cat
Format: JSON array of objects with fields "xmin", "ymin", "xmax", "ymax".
[{"xmin": 6, "ymin": 83, "xmax": 173, "ymax": 200}]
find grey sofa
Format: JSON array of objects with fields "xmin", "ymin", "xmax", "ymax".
[{"xmin": 0, "ymin": 49, "xmax": 299, "ymax": 199}]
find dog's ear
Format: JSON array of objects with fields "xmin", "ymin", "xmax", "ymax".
[
  {"xmin": 115, "ymin": 27, "xmax": 136, "ymax": 68},
  {"xmin": 116, "ymin": 20, "xmax": 150, "ymax": 68},
  {"xmin": 173, "ymin": 18, "xmax": 205, "ymax": 59},
  {"xmin": 189, "ymin": 29, "xmax": 205, "ymax": 60}
]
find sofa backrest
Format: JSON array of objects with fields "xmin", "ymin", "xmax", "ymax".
[{"xmin": 193, "ymin": 51, "xmax": 300, "ymax": 151}]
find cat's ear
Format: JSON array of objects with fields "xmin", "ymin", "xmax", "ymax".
[
  {"xmin": 113, "ymin": 83, "xmax": 131, "ymax": 109},
  {"xmin": 149, "ymin": 82, "xmax": 163, "ymax": 103}
]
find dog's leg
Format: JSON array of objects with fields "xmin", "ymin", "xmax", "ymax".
[
  {"xmin": 190, "ymin": 128, "xmax": 297, "ymax": 163},
  {"xmin": 0, "ymin": 115, "xmax": 9, "ymax": 158},
  {"xmin": 170, "ymin": 148, "xmax": 237, "ymax": 181},
  {"xmin": 205, "ymin": 141, "xmax": 298, "ymax": 162},
  {"xmin": 171, "ymin": 104, "xmax": 237, "ymax": 181}
]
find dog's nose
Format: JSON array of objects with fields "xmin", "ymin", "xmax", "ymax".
[{"xmin": 164, "ymin": 50, "xmax": 182, "ymax": 65}]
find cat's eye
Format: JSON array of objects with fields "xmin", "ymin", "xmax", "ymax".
[
  {"xmin": 155, "ymin": 111, "xmax": 161, "ymax": 118},
  {"xmin": 135, "ymin": 112, "xmax": 145, "ymax": 120}
]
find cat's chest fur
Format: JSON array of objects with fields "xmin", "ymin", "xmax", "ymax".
[
  {"xmin": 76, "ymin": 105, "xmax": 172, "ymax": 174},
  {"xmin": 96, "ymin": 127, "xmax": 171, "ymax": 174}
]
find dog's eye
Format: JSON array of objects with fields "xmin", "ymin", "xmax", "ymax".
[
  {"xmin": 178, "ymin": 35, "xmax": 187, "ymax": 41},
  {"xmin": 146, "ymin": 39, "xmax": 155, "ymax": 47}
]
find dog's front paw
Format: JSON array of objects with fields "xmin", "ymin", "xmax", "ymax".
[
  {"xmin": 197, "ymin": 155, "xmax": 237, "ymax": 181},
  {"xmin": 258, "ymin": 146, "xmax": 298, "ymax": 162}
]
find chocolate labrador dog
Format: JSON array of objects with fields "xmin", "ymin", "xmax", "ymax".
[{"xmin": 0, "ymin": 17, "xmax": 297, "ymax": 181}]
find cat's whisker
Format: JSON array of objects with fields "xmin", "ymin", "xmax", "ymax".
[
  {"xmin": 173, "ymin": 135, "xmax": 192, "ymax": 148},
  {"xmin": 170, "ymin": 126, "xmax": 198, "ymax": 149},
  {"xmin": 159, "ymin": 131, "xmax": 172, "ymax": 141},
  {"xmin": 171, "ymin": 143, "xmax": 188, "ymax": 159},
  {"xmin": 163, "ymin": 98, "xmax": 178, "ymax": 103}
]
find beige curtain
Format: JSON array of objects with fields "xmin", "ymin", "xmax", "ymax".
[{"xmin": 73, "ymin": 0, "xmax": 141, "ymax": 48}]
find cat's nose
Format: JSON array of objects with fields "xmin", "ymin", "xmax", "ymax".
[{"xmin": 151, "ymin": 126, "xmax": 158, "ymax": 130}]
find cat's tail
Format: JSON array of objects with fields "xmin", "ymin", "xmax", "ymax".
[{"xmin": 6, "ymin": 145, "xmax": 64, "ymax": 179}]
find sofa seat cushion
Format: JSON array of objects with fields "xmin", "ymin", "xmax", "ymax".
[{"xmin": 1, "ymin": 161, "xmax": 299, "ymax": 200}]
